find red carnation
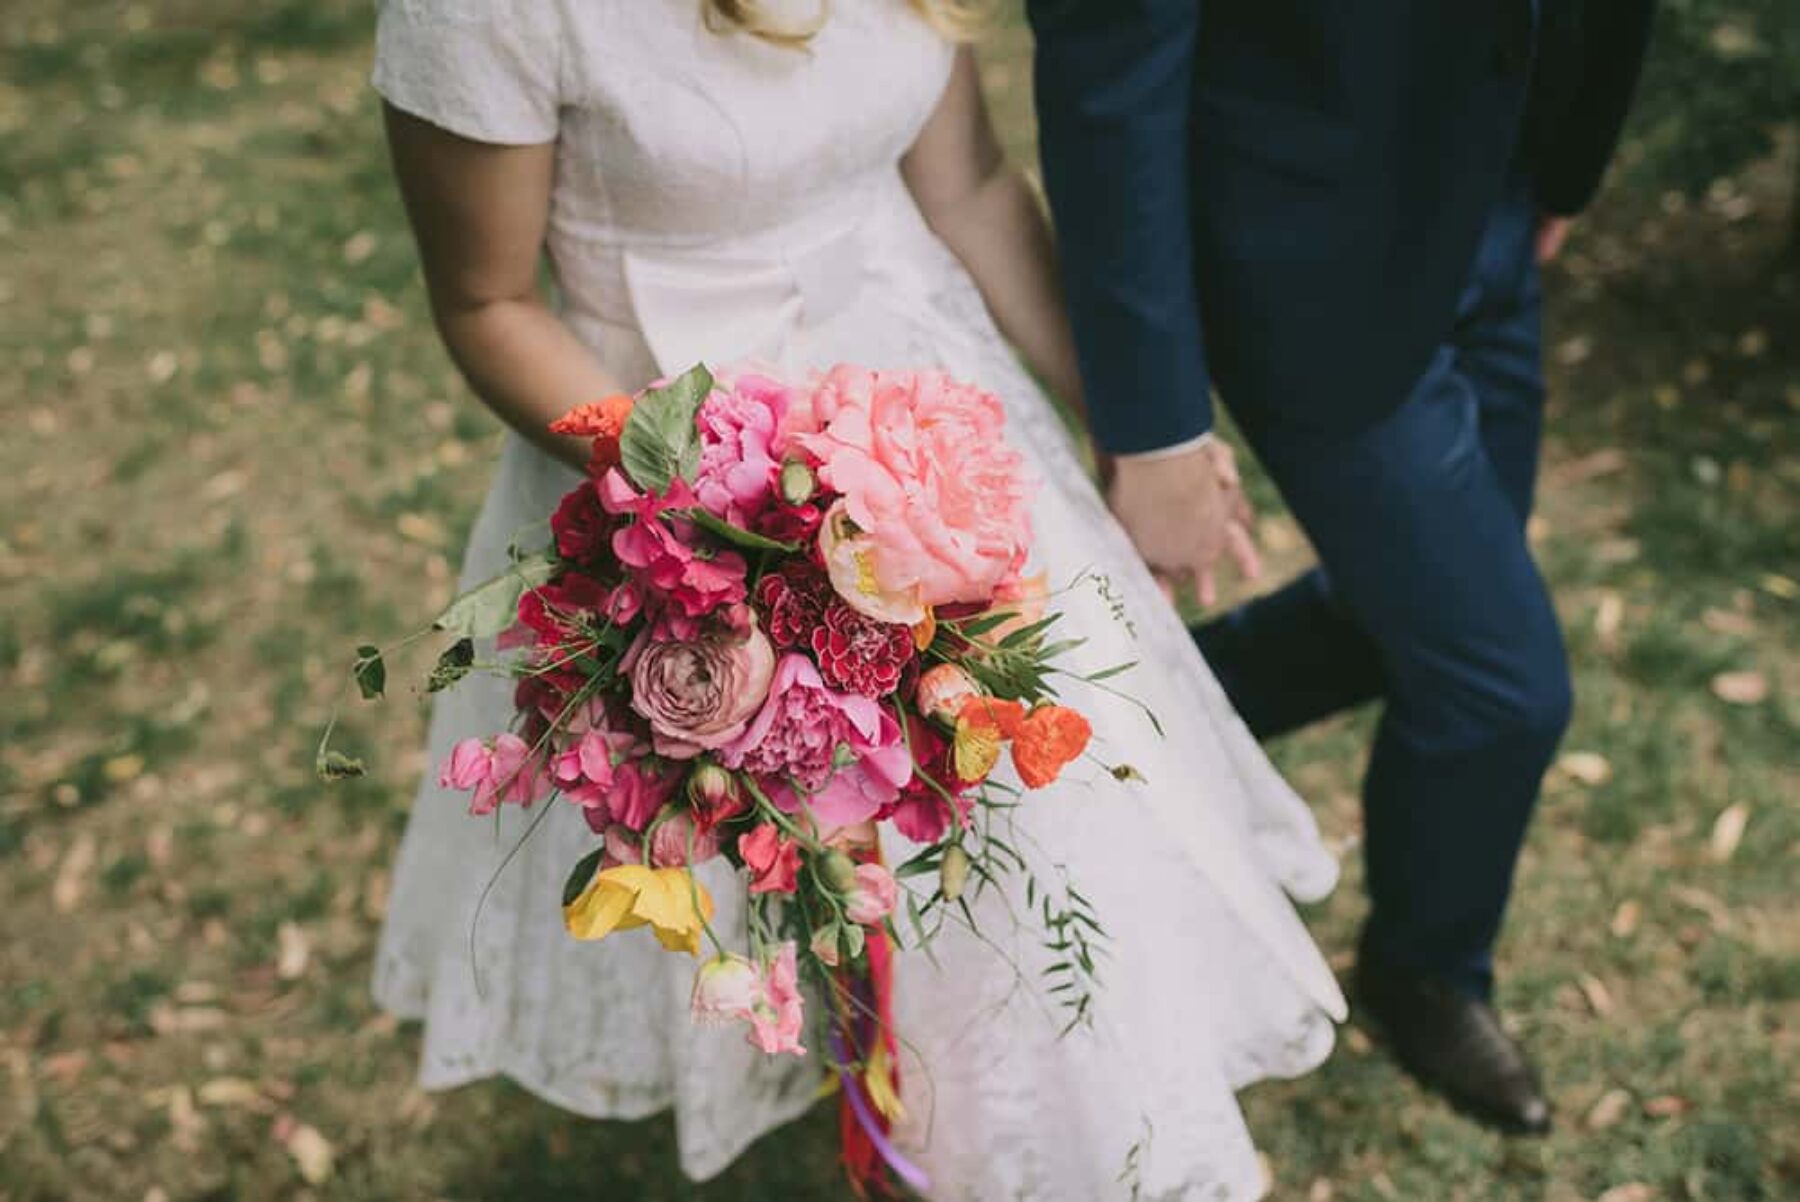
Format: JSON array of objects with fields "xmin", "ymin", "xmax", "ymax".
[
  {"xmin": 810, "ymin": 601, "xmax": 913, "ymax": 696},
  {"xmin": 754, "ymin": 561, "xmax": 832, "ymax": 651}
]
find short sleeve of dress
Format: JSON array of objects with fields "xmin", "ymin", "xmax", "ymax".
[{"xmin": 372, "ymin": 0, "xmax": 562, "ymax": 145}]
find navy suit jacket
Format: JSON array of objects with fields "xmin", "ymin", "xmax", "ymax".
[{"xmin": 1028, "ymin": 0, "xmax": 1655, "ymax": 454}]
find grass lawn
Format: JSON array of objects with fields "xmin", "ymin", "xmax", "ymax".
[{"xmin": 1, "ymin": 3, "xmax": 1795, "ymax": 1199}]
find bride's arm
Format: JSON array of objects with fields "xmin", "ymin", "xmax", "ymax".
[
  {"xmin": 384, "ymin": 105, "xmax": 624, "ymax": 473},
  {"xmin": 901, "ymin": 51, "xmax": 1087, "ymax": 419}
]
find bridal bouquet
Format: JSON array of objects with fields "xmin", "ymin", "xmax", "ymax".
[{"xmin": 325, "ymin": 362, "xmax": 1128, "ymax": 1192}]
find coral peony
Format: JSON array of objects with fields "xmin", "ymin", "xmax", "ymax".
[
  {"xmin": 789, "ymin": 365, "xmax": 1034, "ymax": 611},
  {"xmin": 915, "ymin": 663, "xmax": 980, "ymax": 724}
]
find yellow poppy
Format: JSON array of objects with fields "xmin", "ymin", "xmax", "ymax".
[{"xmin": 563, "ymin": 864, "xmax": 715, "ymax": 956}]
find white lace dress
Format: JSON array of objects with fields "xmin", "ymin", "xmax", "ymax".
[{"xmin": 370, "ymin": 3, "xmax": 1348, "ymax": 1198}]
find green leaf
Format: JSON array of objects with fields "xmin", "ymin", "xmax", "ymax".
[
  {"xmin": 1083, "ymin": 661, "xmax": 1137, "ymax": 684},
  {"xmin": 315, "ymin": 749, "xmax": 367, "ymax": 782},
  {"xmin": 426, "ymin": 637, "xmax": 476, "ymax": 693},
  {"xmin": 619, "ymin": 364, "xmax": 713, "ymax": 492},
  {"xmin": 561, "ymin": 846, "xmax": 606, "ymax": 908},
  {"xmin": 352, "ymin": 644, "xmax": 386, "ymax": 700},
  {"xmin": 999, "ymin": 613, "xmax": 1061, "ymax": 649},
  {"xmin": 433, "ymin": 553, "xmax": 558, "ymax": 639},
  {"xmin": 685, "ymin": 507, "xmax": 799, "ymax": 553}
]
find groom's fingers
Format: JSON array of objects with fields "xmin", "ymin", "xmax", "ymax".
[
  {"xmin": 1224, "ymin": 520, "xmax": 1263, "ymax": 583},
  {"xmin": 1195, "ymin": 564, "xmax": 1219, "ymax": 610}
]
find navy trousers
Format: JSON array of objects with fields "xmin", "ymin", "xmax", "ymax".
[{"xmin": 1195, "ymin": 180, "xmax": 1571, "ymax": 999}]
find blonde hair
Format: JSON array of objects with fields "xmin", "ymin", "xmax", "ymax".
[{"xmin": 704, "ymin": 0, "xmax": 985, "ymax": 46}]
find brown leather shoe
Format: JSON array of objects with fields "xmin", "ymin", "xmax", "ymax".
[{"xmin": 1354, "ymin": 959, "xmax": 1552, "ymax": 1136}]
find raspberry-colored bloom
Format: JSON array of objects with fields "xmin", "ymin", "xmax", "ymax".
[
  {"xmin": 885, "ymin": 714, "xmax": 974, "ymax": 844},
  {"xmin": 809, "ymin": 601, "xmax": 913, "ymax": 696},
  {"xmin": 549, "ymin": 479, "xmax": 612, "ymax": 565},
  {"xmin": 754, "ymin": 561, "xmax": 832, "ymax": 651},
  {"xmin": 739, "ymin": 822, "xmax": 802, "ymax": 895},
  {"xmin": 603, "ymin": 758, "xmax": 682, "ymax": 833},
  {"xmin": 720, "ymin": 654, "xmax": 913, "ymax": 830},
  {"xmin": 603, "ymin": 469, "xmax": 748, "ymax": 624}
]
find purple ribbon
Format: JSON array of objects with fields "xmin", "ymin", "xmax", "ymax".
[{"xmin": 828, "ymin": 1027, "xmax": 931, "ymax": 1194}]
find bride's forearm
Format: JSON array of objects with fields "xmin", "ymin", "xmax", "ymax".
[
  {"xmin": 432, "ymin": 295, "xmax": 624, "ymax": 473},
  {"xmin": 921, "ymin": 165, "xmax": 1088, "ymax": 421}
]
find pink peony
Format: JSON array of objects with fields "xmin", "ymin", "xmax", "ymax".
[
  {"xmin": 691, "ymin": 954, "xmax": 763, "ymax": 1027},
  {"xmin": 748, "ymin": 942, "xmax": 807, "ymax": 1056},
  {"xmin": 439, "ymin": 734, "xmax": 549, "ymax": 815},
  {"xmin": 720, "ymin": 654, "xmax": 914, "ymax": 830},
  {"xmin": 602, "ymin": 469, "xmax": 748, "ymax": 624},
  {"xmin": 843, "ymin": 862, "xmax": 898, "ymax": 925},
  {"xmin": 650, "ymin": 810, "xmax": 722, "ymax": 868},
  {"xmin": 789, "ymin": 365, "xmax": 1034, "ymax": 611},
  {"xmin": 628, "ymin": 624, "xmax": 776, "ymax": 759},
  {"xmin": 694, "ymin": 375, "xmax": 789, "ymax": 526}
]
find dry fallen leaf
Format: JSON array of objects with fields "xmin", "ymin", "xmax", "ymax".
[
  {"xmin": 1558, "ymin": 751, "xmax": 1614, "ymax": 787},
  {"xmin": 1669, "ymin": 886, "xmax": 1731, "ymax": 931},
  {"xmin": 1700, "ymin": 607, "xmax": 1757, "ymax": 637},
  {"xmin": 1578, "ymin": 974, "xmax": 1616, "ymax": 1017},
  {"xmin": 148, "ymin": 1005, "xmax": 229, "ymax": 1036},
  {"xmin": 198, "ymin": 1078, "xmax": 268, "ymax": 1110},
  {"xmin": 1586, "ymin": 1088, "xmax": 1632, "ymax": 1131},
  {"xmin": 1308, "ymin": 1180, "xmax": 1335, "ymax": 1202},
  {"xmin": 1597, "ymin": 1185, "xmax": 1657, "ymax": 1202},
  {"xmin": 283, "ymin": 1122, "xmax": 336, "ymax": 1185},
  {"xmin": 52, "ymin": 833, "xmax": 98, "ymax": 913},
  {"xmin": 1710, "ymin": 670, "xmax": 1769, "ymax": 706},
  {"xmin": 1594, "ymin": 590, "xmax": 1625, "ymax": 650},
  {"xmin": 276, "ymin": 923, "xmax": 310, "ymax": 981},
  {"xmin": 1610, "ymin": 900, "xmax": 1642, "ymax": 939},
  {"xmin": 1643, "ymin": 1095, "xmax": 1690, "ymax": 1119},
  {"xmin": 1708, "ymin": 804, "xmax": 1750, "ymax": 863},
  {"xmin": 167, "ymin": 1086, "xmax": 205, "ymax": 1152}
]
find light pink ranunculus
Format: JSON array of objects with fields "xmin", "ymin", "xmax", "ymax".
[
  {"xmin": 438, "ymin": 733, "xmax": 547, "ymax": 816},
  {"xmin": 694, "ymin": 374, "xmax": 790, "ymax": 526},
  {"xmin": 791, "ymin": 365, "xmax": 1034, "ymax": 610},
  {"xmin": 844, "ymin": 863, "xmax": 898, "ymax": 926},
  {"xmin": 914, "ymin": 663, "xmax": 981, "ymax": 724},
  {"xmin": 628, "ymin": 624, "xmax": 777, "ymax": 759},
  {"xmin": 691, "ymin": 954, "xmax": 763, "ymax": 1027},
  {"xmin": 748, "ymin": 942, "xmax": 807, "ymax": 1057},
  {"xmin": 719, "ymin": 653, "xmax": 913, "ymax": 830},
  {"xmin": 649, "ymin": 810, "xmax": 721, "ymax": 868}
]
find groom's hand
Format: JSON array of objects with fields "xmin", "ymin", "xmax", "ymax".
[{"xmin": 1107, "ymin": 440, "xmax": 1260, "ymax": 611}]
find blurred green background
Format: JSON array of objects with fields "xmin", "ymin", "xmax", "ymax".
[{"xmin": 1, "ymin": 2, "xmax": 1795, "ymax": 1200}]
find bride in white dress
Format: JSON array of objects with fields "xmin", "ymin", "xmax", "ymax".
[{"xmin": 369, "ymin": 1, "xmax": 1347, "ymax": 1197}]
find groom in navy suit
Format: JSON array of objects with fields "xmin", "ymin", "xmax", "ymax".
[{"xmin": 1028, "ymin": 0, "xmax": 1654, "ymax": 1133}]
